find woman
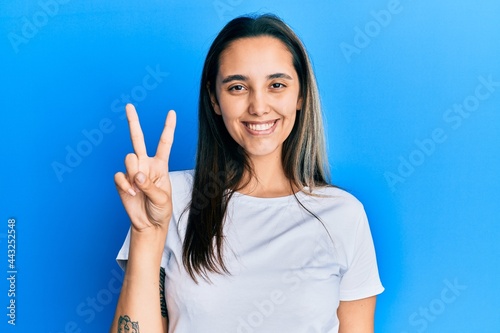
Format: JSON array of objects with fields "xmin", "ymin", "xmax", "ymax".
[{"xmin": 111, "ymin": 14, "xmax": 383, "ymax": 333}]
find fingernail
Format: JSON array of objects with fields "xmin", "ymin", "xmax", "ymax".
[
  {"xmin": 128, "ymin": 188, "xmax": 137, "ymax": 196},
  {"xmin": 136, "ymin": 172, "xmax": 146, "ymax": 184}
]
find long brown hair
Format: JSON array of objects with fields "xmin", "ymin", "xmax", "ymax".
[{"xmin": 183, "ymin": 14, "xmax": 330, "ymax": 282}]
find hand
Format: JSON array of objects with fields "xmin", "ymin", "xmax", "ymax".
[{"xmin": 114, "ymin": 104, "xmax": 176, "ymax": 234}]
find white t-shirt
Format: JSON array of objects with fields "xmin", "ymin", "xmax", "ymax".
[{"xmin": 117, "ymin": 170, "xmax": 384, "ymax": 333}]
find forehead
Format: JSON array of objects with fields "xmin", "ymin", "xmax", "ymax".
[{"xmin": 218, "ymin": 36, "xmax": 295, "ymax": 76}]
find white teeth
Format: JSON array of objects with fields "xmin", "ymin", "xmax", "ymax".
[{"xmin": 246, "ymin": 121, "xmax": 276, "ymax": 131}]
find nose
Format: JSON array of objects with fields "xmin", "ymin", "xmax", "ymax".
[{"xmin": 248, "ymin": 90, "xmax": 269, "ymax": 116}]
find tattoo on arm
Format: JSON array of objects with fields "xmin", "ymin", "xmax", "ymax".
[
  {"xmin": 160, "ymin": 267, "xmax": 167, "ymax": 318},
  {"xmin": 118, "ymin": 315, "xmax": 140, "ymax": 333}
]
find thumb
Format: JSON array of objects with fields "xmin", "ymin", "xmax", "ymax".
[{"xmin": 134, "ymin": 172, "xmax": 168, "ymax": 206}]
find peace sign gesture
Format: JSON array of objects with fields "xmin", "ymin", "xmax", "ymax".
[{"xmin": 114, "ymin": 104, "xmax": 176, "ymax": 234}]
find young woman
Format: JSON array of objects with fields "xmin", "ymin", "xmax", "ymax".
[{"xmin": 111, "ymin": 14, "xmax": 383, "ymax": 333}]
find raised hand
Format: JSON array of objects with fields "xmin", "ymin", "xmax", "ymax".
[{"xmin": 114, "ymin": 104, "xmax": 176, "ymax": 234}]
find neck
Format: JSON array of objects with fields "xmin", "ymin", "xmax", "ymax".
[{"xmin": 238, "ymin": 153, "xmax": 297, "ymax": 198}]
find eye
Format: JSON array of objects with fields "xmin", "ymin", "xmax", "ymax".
[
  {"xmin": 271, "ymin": 82, "xmax": 285, "ymax": 89},
  {"xmin": 229, "ymin": 84, "xmax": 245, "ymax": 91}
]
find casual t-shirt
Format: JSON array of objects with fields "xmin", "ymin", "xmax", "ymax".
[{"xmin": 117, "ymin": 170, "xmax": 384, "ymax": 333}]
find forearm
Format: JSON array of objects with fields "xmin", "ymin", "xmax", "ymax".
[{"xmin": 110, "ymin": 230, "xmax": 168, "ymax": 332}]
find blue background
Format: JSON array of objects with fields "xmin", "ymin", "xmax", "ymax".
[{"xmin": 1, "ymin": 0, "xmax": 499, "ymax": 332}]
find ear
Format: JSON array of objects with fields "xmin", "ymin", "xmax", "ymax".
[
  {"xmin": 207, "ymin": 82, "xmax": 222, "ymax": 115},
  {"xmin": 296, "ymin": 96, "xmax": 303, "ymax": 111}
]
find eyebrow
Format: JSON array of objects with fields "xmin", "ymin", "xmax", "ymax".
[{"xmin": 221, "ymin": 72, "xmax": 294, "ymax": 84}]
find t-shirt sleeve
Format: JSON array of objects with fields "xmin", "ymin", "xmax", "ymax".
[
  {"xmin": 116, "ymin": 228, "xmax": 131, "ymax": 271},
  {"xmin": 339, "ymin": 209, "xmax": 384, "ymax": 301},
  {"xmin": 115, "ymin": 227, "xmax": 171, "ymax": 271}
]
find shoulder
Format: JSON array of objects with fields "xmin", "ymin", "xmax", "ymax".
[
  {"xmin": 298, "ymin": 185, "xmax": 369, "ymax": 239},
  {"xmin": 303, "ymin": 185, "xmax": 365, "ymax": 218},
  {"xmin": 169, "ymin": 169, "xmax": 194, "ymax": 188},
  {"xmin": 169, "ymin": 169, "xmax": 194, "ymax": 210}
]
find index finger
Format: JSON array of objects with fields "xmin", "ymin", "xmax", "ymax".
[
  {"xmin": 155, "ymin": 110, "xmax": 176, "ymax": 163},
  {"xmin": 126, "ymin": 104, "xmax": 148, "ymax": 158}
]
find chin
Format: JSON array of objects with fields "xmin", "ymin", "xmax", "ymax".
[{"xmin": 243, "ymin": 145, "xmax": 282, "ymax": 159}]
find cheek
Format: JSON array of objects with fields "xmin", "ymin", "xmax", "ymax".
[
  {"xmin": 287, "ymin": 112, "xmax": 297, "ymax": 130},
  {"xmin": 278, "ymin": 88, "xmax": 301, "ymax": 112},
  {"xmin": 218, "ymin": 97, "xmax": 245, "ymax": 117},
  {"xmin": 277, "ymin": 98, "xmax": 300, "ymax": 118},
  {"xmin": 219, "ymin": 111, "xmax": 242, "ymax": 138}
]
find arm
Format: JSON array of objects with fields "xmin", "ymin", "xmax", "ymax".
[
  {"xmin": 110, "ymin": 231, "xmax": 168, "ymax": 332},
  {"xmin": 110, "ymin": 104, "xmax": 176, "ymax": 332},
  {"xmin": 337, "ymin": 296, "xmax": 377, "ymax": 333}
]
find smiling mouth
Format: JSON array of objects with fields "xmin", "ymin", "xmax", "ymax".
[{"xmin": 243, "ymin": 120, "xmax": 278, "ymax": 132}]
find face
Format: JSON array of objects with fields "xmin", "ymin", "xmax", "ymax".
[{"xmin": 211, "ymin": 36, "xmax": 302, "ymax": 161}]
